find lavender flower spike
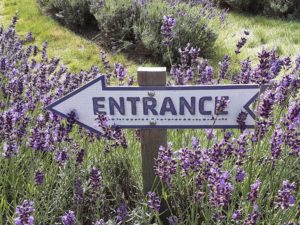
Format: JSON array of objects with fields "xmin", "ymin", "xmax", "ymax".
[
  {"xmin": 93, "ymin": 219, "xmax": 105, "ymax": 225},
  {"xmin": 147, "ymin": 191, "xmax": 161, "ymax": 212},
  {"xmin": 215, "ymin": 96, "xmax": 230, "ymax": 115},
  {"xmin": 275, "ymin": 180, "xmax": 296, "ymax": 209},
  {"xmin": 116, "ymin": 204, "xmax": 128, "ymax": 223},
  {"xmin": 248, "ymin": 180, "xmax": 261, "ymax": 203},
  {"xmin": 62, "ymin": 210, "xmax": 76, "ymax": 225},
  {"xmin": 34, "ymin": 169, "xmax": 44, "ymax": 186},
  {"xmin": 161, "ymin": 15, "xmax": 176, "ymax": 46},
  {"xmin": 15, "ymin": 200, "xmax": 34, "ymax": 225},
  {"xmin": 114, "ymin": 63, "xmax": 127, "ymax": 82},
  {"xmin": 218, "ymin": 55, "xmax": 230, "ymax": 82}
]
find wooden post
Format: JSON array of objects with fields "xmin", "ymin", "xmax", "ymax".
[{"xmin": 137, "ymin": 67, "xmax": 167, "ymax": 194}]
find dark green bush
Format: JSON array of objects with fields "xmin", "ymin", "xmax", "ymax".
[
  {"xmin": 223, "ymin": 0, "xmax": 253, "ymax": 11},
  {"xmin": 37, "ymin": 0, "xmax": 94, "ymax": 29},
  {"xmin": 218, "ymin": 0, "xmax": 300, "ymax": 19},
  {"xmin": 264, "ymin": 0, "xmax": 300, "ymax": 19}
]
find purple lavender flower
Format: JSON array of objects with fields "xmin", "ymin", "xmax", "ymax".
[
  {"xmin": 114, "ymin": 63, "xmax": 127, "ymax": 82},
  {"xmin": 215, "ymin": 96, "xmax": 230, "ymax": 115},
  {"xmin": 232, "ymin": 209, "xmax": 241, "ymax": 222},
  {"xmin": 2, "ymin": 141, "xmax": 18, "ymax": 158},
  {"xmin": 208, "ymin": 168, "xmax": 234, "ymax": 208},
  {"xmin": 56, "ymin": 147, "xmax": 69, "ymax": 165},
  {"xmin": 191, "ymin": 137, "xmax": 199, "ymax": 149},
  {"xmin": 220, "ymin": 9, "xmax": 228, "ymax": 25},
  {"xmin": 34, "ymin": 169, "xmax": 44, "ymax": 186},
  {"xmin": 10, "ymin": 15, "xmax": 18, "ymax": 28},
  {"xmin": 98, "ymin": 0, "xmax": 105, "ymax": 8},
  {"xmin": 154, "ymin": 143, "xmax": 177, "ymax": 185},
  {"xmin": 147, "ymin": 192, "xmax": 161, "ymax": 212},
  {"xmin": 170, "ymin": 66, "xmax": 189, "ymax": 85},
  {"xmin": 295, "ymin": 55, "xmax": 300, "ymax": 71},
  {"xmin": 205, "ymin": 129, "xmax": 215, "ymax": 140},
  {"xmin": 258, "ymin": 90, "xmax": 275, "ymax": 118},
  {"xmin": 76, "ymin": 149, "xmax": 85, "ymax": 165},
  {"xmin": 275, "ymin": 180, "xmax": 296, "ymax": 209},
  {"xmin": 1, "ymin": 101, "xmax": 6, "ymax": 109},
  {"xmin": 167, "ymin": 215, "xmax": 179, "ymax": 225},
  {"xmin": 235, "ymin": 31, "xmax": 249, "ymax": 54},
  {"xmin": 74, "ymin": 178, "xmax": 84, "ymax": 204},
  {"xmin": 251, "ymin": 49, "xmax": 278, "ymax": 85},
  {"xmin": 127, "ymin": 76, "xmax": 134, "ymax": 86},
  {"xmin": 270, "ymin": 58, "xmax": 284, "ymax": 77},
  {"xmin": 66, "ymin": 110, "xmax": 78, "ymax": 133},
  {"xmin": 197, "ymin": 59, "xmax": 209, "ymax": 84},
  {"xmin": 189, "ymin": 46, "xmax": 200, "ymax": 66},
  {"xmin": 135, "ymin": 129, "xmax": 141, "ymax": 141},
  {"xmin": 205, "ymin": 66, "xmax": 214, "ymax": 84},
  {"xmin": 236, "ymin": 167, "xmax": 246, "ymax": 182},
  {"xmin": 161, "ymin": 15, "xmax": 176, "ymax": 46},
  {"xmin": 237, "ymin": 111, "xmax": 248, "ymax": 132},
  {"xmin": 96, "ymin": 114, "xmax": 128, "ymax": 149},
  {"xmin": 253, "ymin": 119, "xmax": 273, "ymax": 142},
  {"xmin": 270, "ymin": 126, "xmax": 283, "ymax": 159},
  {"xmin": 100, "ymin": 51, "xmax": 110, "ymax": 70},
  {"xmin": 244, "ymin": 204, "xmax": 260, "ymax": 225},
  {"xmin": 285, "ymin": 100, "xmax": 300, "ymax": 129},
  {"xmin": 96, "ymin": 114, "xmax": 112, "ymax": 138},
  {"xmin": 179, "ymin": 44, "xmax": 190, "ymax": 67},
  {"xmin": 25, "ymin": 32, "xmax": 33, "ymax": 42},
  {"xmin": 89, "ymin": 167, "xmax": 102, "ymax": 191},
  {"xmin": 41, "ymin": 42, "xmax": 48, "ymax": 61},
  {"xmin": 14, "ymin": 200, "xmax": 34, "ymax": 225},
  {"xmin": 218, "ymin": 55, "xmax": 230, "ymax": 82},
  {"xmin": 93, "ymin": 219, "xmax": 105, "ymax": 225},
  {"xmin": 237, "ymin": 57, "xmax": 252, "ymax": 84},
  {"xmin": 177, "ymin": 147, "xmax": 201, "ymax": 176},
  {"xmin": 116, "ymin": 204, "xmax": 128, "ymax": 223},
  {"xmin": 62, "ymin": 210, "xmax": 76, "ymax": 225},
  {"xmin": 248, "ymin": 180, "xmax": 261, "ymax": 203}
]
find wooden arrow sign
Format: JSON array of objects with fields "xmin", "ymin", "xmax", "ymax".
[{"xmin": 46, "ymin": 68, "xmax": 260, "ymax": 134}]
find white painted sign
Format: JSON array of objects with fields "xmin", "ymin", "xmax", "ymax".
[{"xmin": 46, "ymin": 70, "xmax": 261, "ymax": 134}]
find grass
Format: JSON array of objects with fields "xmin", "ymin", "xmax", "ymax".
[
  {"xmin": 2, "ymin": 0, "xmax": 300, "ymax": 75},
  {"xmin": 214, "ymin": 12, "xmax": 300, "ymax": 70},
  {"xmin": 0, "ymin": 0, "xmax": 149, "ymax": 74}
]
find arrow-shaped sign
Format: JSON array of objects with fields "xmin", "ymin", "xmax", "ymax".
[{"xmin": 46, "ymin": 75, "xmax": 260, "ymax": 134}]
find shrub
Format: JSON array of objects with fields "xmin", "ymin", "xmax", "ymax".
[
  {"xmin": 37, "ymin": 0, "xmax": 95, "ymax": 30},
  {"xmin": 218, "ymin": 0, "xmax": 300, "ymax": 19},
  {"xmin": 37, "ymin": 0, "xmax": 222, "ymax": 64},
  {"xmin": 133, "ymin": 1, "xmax": 219, "ymax": 64},
  {"xmin": 264, "ymin": 0, "xmax": 300, "ymax": 18},
  {"xmin": 223, "ymin": 0, "xmax": 253, "ymax": 11},
  {"xmin": 89, "ymin": 0, "xmax": 140, "ymax": 49}
]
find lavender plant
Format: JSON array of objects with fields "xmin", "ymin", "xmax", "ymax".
[{"xmin": 1, "ymin": 15, "xmax": 300, "ymax": 225}]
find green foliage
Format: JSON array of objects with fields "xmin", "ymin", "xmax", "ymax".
[
  {"xmin": 134, "ymin": 1, "xmax": 218, "ymax": 64},
  {"xmin": 37, "ymin": 0, "xmax": 220, "ymax": 64},
  {"xmin": 264, "ymin": 0, "xmax": 300, "ymax": 19},
  {"xmin": 223, "ymin": 0, "xmax": 257, "ymax": 11},
  {"xmin": 221, "ymin": 0, "xmax": 300, "ymax": 19},
  {"xmin": 37, "ymin": 0, "xmax": 93, "ymax": 29},
  {"xmin": 90, "ymin": 0, "xmax": 140, "ymax": 49}
]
